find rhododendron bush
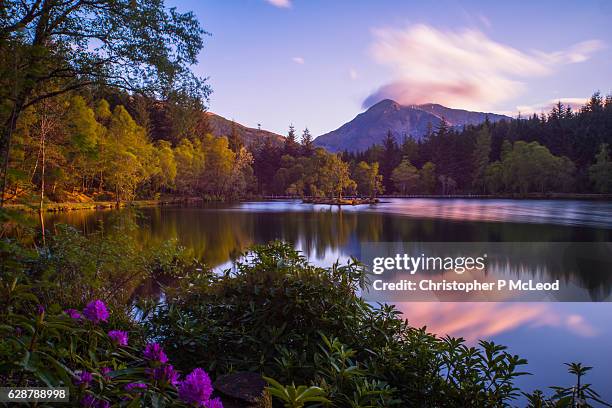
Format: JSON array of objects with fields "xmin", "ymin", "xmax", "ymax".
[
  {"xmin": 0, "ymin": 297, "xmax": 222, "ymax": 407},
  {"xmin": 1, "ymin": 222, "xmax": 608, "ymax": 407}
]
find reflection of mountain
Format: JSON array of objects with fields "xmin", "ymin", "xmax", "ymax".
[{"xmin": 44, "ymin": 203, "xmax": 612, "ymax": 299}]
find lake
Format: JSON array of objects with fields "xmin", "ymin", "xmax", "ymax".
[{"xmin": 45, "ymin": 198, "xmax": 612, "ymax": 400}]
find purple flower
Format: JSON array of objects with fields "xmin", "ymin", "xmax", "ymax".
[
  {"xmin": 80, "ymin": 394, "xmax": 96, "ymax": 407},
  {"xmin": 80, "ymin": 395, "xmax": 109, "ymax": 408},
  {"xmin": 65, "ymin": 309, "xmax": 82, "ymax": 319},
  {"xmin": 143, "ymin": 343, "xmax": 168, "ymax": 364},
  {"xmin": 83, "ymin": 300, "xmax": 109, "ymax": 324},
  {"xmin": 205, "ymin": 397, "xmax": 224, "ymax": 408},
  {"xmin": 108, "ymin": 330, "xmax": 128, "ymax": 346},
  {"xmin": 75, "ymin": 370, "xmax": 93, "ymax": 386},
  {"xmin": 148, "ymin": 364, "xmax": 180, "ymax": 386},
  {"xmin": 177, "ymin": 368, "xmax": 213, "ymax": 407},
  {"xmin": 124, "ymin": 382, "xmax": 148, "ymax": 392},
  {"xmin": 100, "ymin": 367, "xmax": 112, "ymax": 380},
  {"xmin": 37, "ymin": 304, "xmax": 45, "ymax": 315}
]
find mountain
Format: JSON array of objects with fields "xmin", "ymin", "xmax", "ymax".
[
  {"xmin": 314, "ymin": 100, "xmax": 510, "ymax": 152},
  {"xmin": 205, "ymin": 112, "xmax": 284, "ymax": 147}
]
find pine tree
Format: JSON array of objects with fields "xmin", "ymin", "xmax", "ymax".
[
  {"xmin": 284, "ymin": 124, "xmax": 299, "ymax": 156},
  {"xmin": 471, "ymin": 124, "xmax": 491, "ymax": 193},
  {"xmin": 301, "ymin": 127, "xmax": 314, "ymax": 156},
  {"xmin": 437, "ymin": 117, "xmax": 449, "ymax": 136},
  {"xmin": 381, "ymin": 130, "xmax": 399, "ymax": 191}
]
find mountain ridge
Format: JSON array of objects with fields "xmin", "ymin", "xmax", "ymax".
[
  {"xmin": 314, "ymin": 99, "xmax": 510, "ymax": 152},
  {"xmin": 205, "ymin": 112, "xmax": 285, "ymax": 147}
]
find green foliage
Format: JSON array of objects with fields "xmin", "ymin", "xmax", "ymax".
[
  {"xmin": 273, "ymin": 148, "xmax": 356, "ymax": 198},
  {"xmin": 524, "ymin": 363, "xmax": 611, "ymax": 407},
  {"xmin": 353, "ymin": 161, "xmax": 384, "ymax": 198},
  {"xmin": 264, "ymin": 377, "xmax": 329, "ymax": 408},
  {"xmin": 0, "ymin": 0, "xmax": 210, "ymax": 205},
  {"xmin": 0, "ymin": 213, "xmax": 196, "ymax": 314},
  {"xmin": 419, "ymin": 161, "xmax": 437, "ymax": 194},
  {"xmin": 148, "ymin": 242, "xmax": 537, "ymax": 407},
  {"xmin": 0, "ymin": 292, "xmax": 210, "ymax": 407},
  {"xmin": 1, "ymin": 222, "xmax": 611, "ymax": 407},
  {"xmin": 1, "ymin": 0, "xmax": 209, "ymax": 106},
  {"xmin": 485, "ymin": 141, "xmax": 575, "ymax": 194},
  {"xmin": 4, "ymin": 94, "xmax": 255, "ymax": 203},
  {"xmin": 589, "ymin": 143, "xmax": 612, "ymax": 193},
  {"xmin": 104, "ymin": 105, "xmax": 155, "ymax": 202},
  {"xmin": 390, "ymin": 157, "xmax": 419, "ymax": 194}
]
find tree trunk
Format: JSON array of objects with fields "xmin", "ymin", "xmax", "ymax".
[
  {"xmin": 39, "ymin": 123, "xmax": 45, "ymax": 212},
  {"xmin": 0, "ymin": 99, "xmax": 24, "ymax": 207}
]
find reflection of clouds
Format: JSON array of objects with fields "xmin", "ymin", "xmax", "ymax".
[
  {"xmin": 396, "ymin": 302, "xmax": 598, "ymax": 343},
  {"xmin": 369, "ymin": 198, "xmax": 612, "ymax": 228}
]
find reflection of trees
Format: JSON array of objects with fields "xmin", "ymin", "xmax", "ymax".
[
  {"xmin": 382, "ymin": 242, "xmax": 612, "ymax": 301},
  {"xmin": 43, "ymin": 204, "xmax": 612, "ymax": 297}
]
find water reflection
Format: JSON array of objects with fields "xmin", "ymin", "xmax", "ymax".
[
  {"xmin": 45, "ymin": 200, "xmax": 612, "ymax": 297},
  {"xmin": 42, "ymin": 199, "xmax": 612, "ymax": 397},
  {"xmin": 395, "ymin": 302, "xmax": 598, "ymax": 343}
]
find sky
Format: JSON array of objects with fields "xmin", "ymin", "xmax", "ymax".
[{"xmin": 169, "ymin": 0, "xmax": 612, "ymax": 137}]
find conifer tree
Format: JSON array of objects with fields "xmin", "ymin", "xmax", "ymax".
[{"xmin": 301, "ymin": 127, "xmax": 314, "ymax": 156}]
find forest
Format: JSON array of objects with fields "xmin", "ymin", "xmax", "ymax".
[
  {"xmin": 1, "ymin": 0, "xmax": 611, "ymax": 205},
  {"xmin": 340, "ymin": 95, "xmax": 612, "ymax": 196},
  {"xmin": 3, "ymin": 89, "xmax": 612, "ymax": 206}
]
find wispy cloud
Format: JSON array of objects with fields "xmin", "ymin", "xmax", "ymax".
[
  {"xmin": 349, "ymin": 68, "xmax": 358, "ymax": 80},
  {"xmin": 265, "ymin": 0, "xmax": 291, "ymax": 8},
  {"xmin": 363, "ymin": 24, "xmax": 605, "ymax": 109},
  {"xmin": 292, "ymin": 56, "xmax": 305, "ymax": 64}
]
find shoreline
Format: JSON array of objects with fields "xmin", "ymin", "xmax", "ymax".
[
  {"xmin": 262, "ymin": 193, "xmax": 612, "ymax": 201},
  {"xmin": 3, "ymin": 197, "xmax": 206, "ymax": 213},
  {"xmin": 5, "ymin": 192, "xmax": 612, "ymax": 213}
]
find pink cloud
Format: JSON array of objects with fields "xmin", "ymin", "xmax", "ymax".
[
  {"xmin": 395, "ymin": 302, "xmax": 598, "ymax": 343},
  {"xmin": 365, "ymin": 24, "xmax": 604, "ymax": 109},
  {"xmin": 265, "ymin": 0, "xmax": 291, "ymax": 8}
]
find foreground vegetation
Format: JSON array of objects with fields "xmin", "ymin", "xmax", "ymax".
[{"xmin": 1, "ymin": 215, "xmax": 610, "ymax": 407}]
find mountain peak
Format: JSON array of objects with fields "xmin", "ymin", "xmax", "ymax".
[
  {"xmin": 371, "ymin": 98, "xmax": 400, "ymax": 108},
  {"xmin": 314, "ymin": 102, "xmax": 510, "ymax": 152},
  {"xmin": 366, "ymin": 99, "xmax": 402, "ymax": 114}
]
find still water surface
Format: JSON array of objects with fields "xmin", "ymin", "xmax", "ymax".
[{"xmin": 46, "ymin": 198, "xmax": 612, "ymax": 400}]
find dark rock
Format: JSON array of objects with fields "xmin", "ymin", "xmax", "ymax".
[{"xmin": 214, "ymin": 372, "xmax": 266, "ymax": 404}]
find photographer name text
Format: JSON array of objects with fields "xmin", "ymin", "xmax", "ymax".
[{"xmin": 372, "ymin": 279, "xmax": 560, "ymax": 293}]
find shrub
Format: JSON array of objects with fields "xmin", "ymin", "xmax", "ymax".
[
  {"xmin": 2, "ymin": 218, "xmax": 609, "ymax": 407},
  {"xmin": 148, "ymin": 241, "xmax": 532, "ymax": 407},
  {"xmin": 0, "ymin": 296, "xmax": 223, "ymax": 407},
  {"xmin": 0, "ymin": 212, "xmax": 197, "ymax": 319}
]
